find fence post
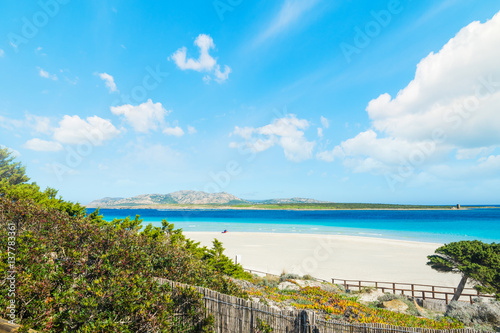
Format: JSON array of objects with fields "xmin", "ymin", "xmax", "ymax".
[
  {"xmin": 393, "ymin": 283, "xmax": 396, "ymax": 294},
  {"xmin": 445, "ymin": 293, "xmax": 448, "ymax": 304},
  {"xmin": 411, "ymin": 284, "xmax": 414, "ymax": 297},
  {"xmin": 359, "ymin": 281, "xmax": 362, "ymax": 292},
  {"xmin": 432, "ymin": 286, "xmax": 435, "ymax": 298},
  {"xmin": 250, "ymin": 302, "xmax": 254, "ymax": 333},
  {"xmin": 300, "ymin": 311, "xmax": 309, "ymax": 333}
]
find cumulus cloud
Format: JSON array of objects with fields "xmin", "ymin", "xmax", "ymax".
[
  {"xmin": 318, "ymin": 11, "xmax": 500, "ymax": 180},
  {"xmin": 23, "ymin": 138, "xmax": 63, "ymax": 152},
  {"xmin": 187, "ymin": 125, "xmax": 197, "ymax": 134},
  {"xmin": 163, "ymin": 126, "xmax": 184, "ymax": 137},
  {"xmin": 97, "ymin": 72, "xmax": 118, "ymax": 93},
  {"xmin": 171, "ymin": 34, "xmax": 231, "ymax": 83},
  {"xmin": 230, "ymin": 114, "xmax": 315, "ymax": 162},
  {"xmin": 53, "ymin": 115, "xmax": 121, "ymax": 145},
  {"xmin": 38, "ymin": 68, "xmax": 58, "ymax": 80},
  {"xmin": 111, "ymin": 99, "xmax": 169, "ymax": 133}
]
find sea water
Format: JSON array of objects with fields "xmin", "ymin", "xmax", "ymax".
[{"xmin": 85, "ymin": 207, "xmax": 500, "ymax": 243}]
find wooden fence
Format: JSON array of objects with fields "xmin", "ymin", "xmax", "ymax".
[
  {"xmin": 332, "ymin": 278, "xmax": 495, "ymax": 304},
  {"xmin": 155, "ymin": 278, "xmax": 481, "ymax": 333}
]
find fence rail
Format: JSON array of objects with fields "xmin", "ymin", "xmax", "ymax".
[
  {"xmin": 332, "ymin": 278, "xmax": 495, "ymax": 304},
  {"xmin": 243, "ymin": 268, "xmax": 331, "ymax": 283},
  {"xmin": 155, "ymin": 277, "xmax": 481, "ymax": 333}
]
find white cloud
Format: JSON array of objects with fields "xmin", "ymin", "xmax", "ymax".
[
  {"xmin": 316, "ymin": 146, "xmax": 343, "ymax": 162},
  {"xmin": 0, "ymin": 115, "xmax": 24, "ymax": 131},
  {"xmin": 254, "ymin": 0, "xmax": 321, "ymax": 45},
  {"xmin": 97, "ymin": 72, "xmax": 118, "ymax": 93},
  {"xmin": 38, "ymin": 68, "xmax": 58, "ymax": 80},
  {"xmin": 214, "ymin": 65, "xmax": 231, "ymax": 83},
  {"xmin": 171, "ymin": 34, "xmax": 231, "ymax": 83},
  {"xmin": 317, "ymin": 128, "xmax": 323, "ymax": 137},
  {"xmin": 172, "ymin": 34, "xmax": 216, "ymax": 71},
  {"xmin": 0, "ymin": 113, "xmax": 51, "ymax": 134},
  {"xmin": 111, "ymin": 99, "xmax": 169, "ymax": 133},
  {"xmin": 320, "ymin": 116, "xmax": 329, "ymax": 128},
  {"xmin": 318, "ymin": 11, "xmax": 500, "ymax": 179},
  {"xmin": 25, "ymin": 114, "xmax": 51, "ymax": 134},
  {"xmin": 187, "ymin": 125, "xmax": 197, "ymax": 134},
  {"xmin": 0, "ymin": 49, "xmax": 4, "ymax": 57},
  {"xmin": 230, "ymin": 114, "xmax": 315, "ymax": 162},
  {"xmin": 366, "ymin": 12, "xmax": 500, "ymax": 147},
  {"xmin": 163, "ymin": 126, "xmax": 184, "ymax": 137},
  {"xmin": 53, "ymin": 115, "xmax": 121, "ymax": 145},
  {"xmin": 456, "ymin": 147, "xmax": 495, "ymax": 160},
  {"xmin": 23, "ymin": 138, "xmax": 63, "ymax": 152}
]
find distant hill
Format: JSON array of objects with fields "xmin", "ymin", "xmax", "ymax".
[
  {"xmin": 259, "ymin": 197, "xmax": 329, "ymax": 204},
  {"xmin": 86, "ymin": 191, "xmax": 329, "ymax": 208}
]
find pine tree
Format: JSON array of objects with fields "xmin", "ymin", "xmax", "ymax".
[
  {"xmin": 0, "ymin": 147, "xmax": 29, "ymax": 185},
  {"xmin": 427, "ymin": 240, "xmax": 500, "ymax": 300}
]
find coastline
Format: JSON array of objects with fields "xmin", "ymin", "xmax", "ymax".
[
  {"xmin": 87, "ymin": 205, "xmax": 459, "ymax": 211},
  {"xmin": 184, "ymin": 231, "xmax": 465, "ymax": 287}
]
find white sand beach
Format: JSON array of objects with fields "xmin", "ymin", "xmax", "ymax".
[{"xmin": 184, "ymin": 232, "xmax": 464, "ymax": 287}]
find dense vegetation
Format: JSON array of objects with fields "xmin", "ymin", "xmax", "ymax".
[{"xmin": 0, "ymin": 148, "xmax": 249, "ymax": 332}]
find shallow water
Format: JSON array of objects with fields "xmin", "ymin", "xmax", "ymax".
[{"xmin": 86, "ymin": 207, "xmax": 500, "ymax": 243}]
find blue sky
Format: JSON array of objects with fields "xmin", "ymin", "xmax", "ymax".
[{"xmin": 1, "ymin": 0, "xmax": 500, "ymax": 205}]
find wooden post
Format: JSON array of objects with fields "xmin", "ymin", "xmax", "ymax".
[
  {"xmin": 411, "ymin": 284, "xmax": 415, "ymax": 297},
  {"xmin": 359, "ymin": 281, "xmax": 362, "ymax": 292},
  {"xmin": 432, "ymin": 286, "xmax": 435, "ymax": 298},
  {"xmin": 445, "ymin": 293, "xmax": 449, "ymax": 304},
  {"xmin": 393, "ymin": 283, "xmax": 396, "ymax": 294}
]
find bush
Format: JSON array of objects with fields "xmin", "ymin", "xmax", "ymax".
[
  {"xmin": 0, "ymin": 197, "xmax": 243, "ymax": 331},
  {"xmin": 280, "ymin": 273, "xmax": 300, "ymax": 282},
  {"xmin": 446, "ymin": 299, "xmax": 500, "ymax": 327}
]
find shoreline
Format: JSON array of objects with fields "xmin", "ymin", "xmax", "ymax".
[
  {"xmin": 184, "ymin": 231, "xmax": 465, "ymax": 287},
  {"xmin": 86, "ymin": 205, "xmax": 464, "ymax": 211}
]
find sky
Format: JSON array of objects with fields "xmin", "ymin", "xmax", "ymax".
[{"xmin": 1, "ymin": 0, "xmax": 500, "ymax": 205}]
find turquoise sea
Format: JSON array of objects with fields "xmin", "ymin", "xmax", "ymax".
[{"xmin": 86, "ymin": 207, "xmax": 500, "ymax": 243}]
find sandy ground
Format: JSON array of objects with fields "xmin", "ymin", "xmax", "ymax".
[{"xmin": 184, "ymin": 232, "xmax": 464, "ymax": 287}]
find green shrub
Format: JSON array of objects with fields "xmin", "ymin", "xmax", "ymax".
[
  {"xmin": 280, "ymin": 273, "xmax": 300, "ymax": 282},
  {"xmin": 446, "ymin": 299, "xmax": 500, "ymax": 327},
  {"xmin": 0, "ymin": 197, "xmax": 243, "ymax": 331}
]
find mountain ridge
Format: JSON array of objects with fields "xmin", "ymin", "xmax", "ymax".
[{"xmin": 86, "ymin": 190, "xmax": 329, "ymax": 207}]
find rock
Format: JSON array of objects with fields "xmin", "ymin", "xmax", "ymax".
[
  {"xmin": 278, "ymin": 281, "xmax": 300, "ymax": 290},
  {"xmin": 382, "ymin": 299, "xmax": 409, "ymax": 313},
  {"xmin": 291, "ymin": 279, "xmax": 341, "ymax": 293},
  {"xmin": 357, "ymin": 289, "xmax": 385, "ymax": 303}
]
